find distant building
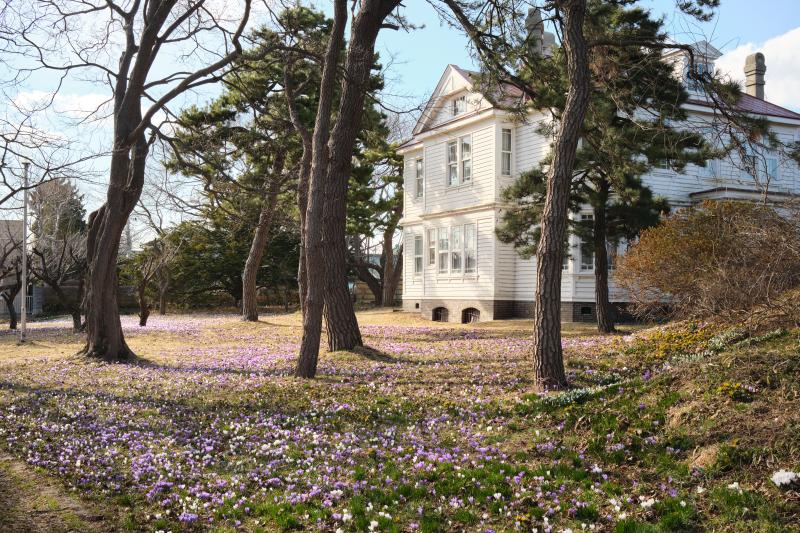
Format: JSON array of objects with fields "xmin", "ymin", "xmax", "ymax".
[{"xmin": 0, "ymin": 219, "xmax": 42, "ymax": 317}]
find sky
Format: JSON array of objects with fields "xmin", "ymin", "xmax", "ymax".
[
  {"xmin": 374, "ymin": 0, "xmax": 800, "ymax": 112},
  {"xmin": 3, "ymin": 0, "xmax": 799, "ymax": 221}
]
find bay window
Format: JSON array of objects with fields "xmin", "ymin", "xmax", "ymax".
[
  {"xmin": 451, "ymin": 226, "xmax": 462, "ymax": 273},
  {"xmin": 464, "ymin": 223, "xmax": 477, "ymax": 273},
  {"xmin": 427, "ymin": 228, "xmax": 436, "ymax": 266},
  {"xmin": 438, "ymin": 228, "xmax": 449, "ymax": 273},
  {"xmin": 413, "ymin": 234, "xmax": 423, "ymax": 274},
  {"xmin": 430, "ymin": 224, "xmax": 478, "ymax": 276}
]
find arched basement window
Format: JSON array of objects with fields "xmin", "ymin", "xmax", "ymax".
[
  {"xmin": 462, "ymin": 308, "xmax": 480, "ymax": 323},
  {"xmin": 432, "ymin": 307, "xmax": 449, "ymax": 322}
]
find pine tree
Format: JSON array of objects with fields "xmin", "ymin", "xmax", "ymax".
[{"xmin": 496, "ymin": 2, "xmax": 708, "ymax": 334}]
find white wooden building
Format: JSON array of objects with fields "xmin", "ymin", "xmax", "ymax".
[{"xmin": 397, "ymin": 44, "xmax": 800, "ymax": 323}]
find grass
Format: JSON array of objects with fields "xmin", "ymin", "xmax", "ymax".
[{"xmin": 0, "ymin": 311, "xmax": 797, "ymax": 531}]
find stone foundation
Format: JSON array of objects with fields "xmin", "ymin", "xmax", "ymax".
[{"xmin": 403, "ymin": 299, "xmax": 635, "ymax": 323}]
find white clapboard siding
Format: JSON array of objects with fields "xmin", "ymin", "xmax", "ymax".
[
  {"xmin": 403, "ymin": 147, "xmax": 425, "ymax": 219},
  {"xmin": 403, "ymin": 226, "xmax": 424, "ymax": 298},
  {"xmin": 425, "ymin": 124, "xmax": 496, "ymax": 215}
]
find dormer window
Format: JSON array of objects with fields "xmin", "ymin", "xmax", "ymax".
[
  {"xmin": 687, "ymin": 61, "xmax": 713, "ymax": 90},
  {"xmin": 452, "ymin": 95, "xmax": 466, "ymax": 116}
]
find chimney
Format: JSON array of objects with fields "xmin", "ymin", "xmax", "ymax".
[
  {"xmin": 744, "ymin": 52, "xmax": 766, "ymax": 100},
  {"xmin": 525, "ymin": 8, "xmax": 544, "ymax": 55}
]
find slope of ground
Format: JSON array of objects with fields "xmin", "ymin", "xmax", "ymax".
[{"xmin": 0, "ymin": 311, "xmax": 797, "ymax": 531}]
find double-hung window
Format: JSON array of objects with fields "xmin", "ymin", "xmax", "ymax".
[
  {"xmin": 464, "ymin": 224, "xmax": 477, "ymax": 274},
  {"xmin": 580, "ymin": 214, "xmax": 594, "ymax": 272},
  {"xmin": 460, "ymin": 136, "xmax": 472, "ymax": 182},
  {"xmin": 414, "ymin": 158, "xmax": 424, "ymax": 198},
  {"xmin": 501, "ymin": 128, "xmax": 512, "ymax": 176},
  {"xmin": 451, "ymin": 226, "xmax": 463, "ymax": 273},
  {"xmin": 447, "ymin": 141, "xmax": 458, "ymax": 186},
  {"xmin": 427, "ymin": 229, "xmax": 436, "ymax": 266},
  {"xmin": 437, "ymin": 228, "xmax": 449, "ymax": 274},
  {"xmin": 413, "ymin": 235, "xmax": 423, "ymax": 275},
  {"xmin": 452, "ymin": 95, "xmax": 466, "ymax": 116},
  {"xmin": 447, "ymin": 135, "xmax": 473, "ymax": 186}
]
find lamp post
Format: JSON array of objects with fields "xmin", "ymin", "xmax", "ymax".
[{"xmin": 20, "ymin": 161, "xmax": 29, "ymax": 343}]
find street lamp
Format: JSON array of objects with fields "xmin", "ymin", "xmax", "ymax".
[{"xmin": 20, "ymin": 161, "xmax": 29, "ymax": 343}]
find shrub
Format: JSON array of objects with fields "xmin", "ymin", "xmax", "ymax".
[{"xmin": 616, "ymin": 201, "xmax": 800, "ymax": 323}]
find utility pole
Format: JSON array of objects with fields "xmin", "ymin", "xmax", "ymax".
[{"xmin": 20, "ymin": 161, "xmax": 29, "ymax": 343}]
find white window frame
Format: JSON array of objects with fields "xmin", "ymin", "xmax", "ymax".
[
  {"xmin": 464, "ymin": 223, "xmax": 477, "ymax": 274},
  {"xmin": 432, "ymin": 223, "xmax": 478, "ymax": 278},
  {"xmin": 437, "ymin": 228, "xmax": 450, "ymax": 274},
  {"xmin": 452, "ymin": 95, "xmax": 466, "ymax": 116},
  {"xmin": 447, "ymin": 141, "xmax": 458, "ymax": 186},
  {"xmin": 579, "ymin": 213, "xmax": 595, "ymax": 272},
  {"xmin": 414, "ymin": 157, "xmax": 424, "ymax": 198},
  {"xmin": 501, "ymin": 128, "xmax": 513, "ymax": 176},
  {"xmin": 460, "ymin": 135, "xmax": 472, "ymax": 183},
  {"xmin": 451, "ymin": 226, "xmax": 463, "ymax": 273},
  {"xmin": 427, "ymin": 228, "xmax": 436, "ymax": 267},
  {"xmin": 413, "ymin": 234, "xmax": 423, "ymax": 275},
  {"xmin": 446, "ymin": 134, "xmax": 473, "ymax": 187}
]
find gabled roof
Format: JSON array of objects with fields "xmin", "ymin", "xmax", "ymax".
[
  {"xmin": 688, "ymin": 93, "xmax": 800, "ymax": 121},
  {"xmin": 411, "ymin": 64, "xmax": 475, "ymax": 136}
]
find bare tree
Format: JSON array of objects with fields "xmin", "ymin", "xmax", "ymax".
[
  {"xmin": 4, "ymin": 0, "xmax": 254, "ymax": 359},
  {"xmin": 28, "ymin": 178, "xmax": 87, "ymax": 331},
  {"xmin": 0, "ymin": 221, "xmax": 23, "ymax": 329}
]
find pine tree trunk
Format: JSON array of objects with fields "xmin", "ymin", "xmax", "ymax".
[
  {"xmin": 296, "ymin": 0, "xmax": 347, "ymax": 378},
  {"xmin": 380, "ymin": 230, "xmax": 396, "ymax": 308},
  {"xmin": 382, "ymin": 249, "xmax": 403, "ymax": 308},
  {"xmin": 284, "ymin": 64, "xmax": 313, "ymax": 316},
  {"xmin": 593, "ymin": 186, "xmax": 616, "ymax": 334},
  {"xmin": 241, "ymin": 173, "xmax": 282, "ymax": 322},
  {"xmin": 532, "ymin": 0, "xmax": 590, "ymax": 390},
  {"xmin": 82, "ymin": 133, "xmax": 147, "ymax": 361},
  {"xmin": 322, "ymin": 3, "xmax": 391, "ymax": 351}
]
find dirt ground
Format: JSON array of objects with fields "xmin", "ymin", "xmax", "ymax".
[{"xmin": 0, "ymin": 454, "xmax": 116, "ymax": 532}]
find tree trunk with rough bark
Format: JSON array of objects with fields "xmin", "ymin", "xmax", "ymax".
[
  {"xmin": 158, "ymin": 282, "xmax": 168, "ymax": 315},
  {"xmin": 322, "ymin": 1, "xmax": 396, "ymax": 351},
  {"xmin": 593, "ymin": 184, "xmax": 616, "ymax": 334},
  {"xmin": 283, "ymin": 64, "xmax": 313, "ymax": 316},
  {"xmin": 296, "ymin": 0, "xmax": 347, "ymax": 378},
  {"xmin": 354, "ymin": 260, "xmax": 383, "ymax": 305},
  {"xmin": 2, "ymin": 295, "xmax": 17, "ymax": 330},
  {"xmin": 380, "ymin": 228, "xmax": 398, "ymax": 307},
  {"xmin": 137, "ymin": 281, "xmax": 150, "ymax": 327},
  {"xmin": 81, "ymin": 132, "xmax": 147, "ymax": 360},
  {"xmin": 241, "ymin": 165, "xmax": 283, "ymax": 322},
  {"xmin": 532, "ymin": 0, "xmax": 590, "ymax": 390}
]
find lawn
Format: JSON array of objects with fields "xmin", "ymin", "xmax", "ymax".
[{"xmin": 0, "ymin": 311, "xmax": 798, "ymax": 532}]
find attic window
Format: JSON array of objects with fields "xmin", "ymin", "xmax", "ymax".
[
  {"xmin": 687, "ymin": 62, "xmax": 713, "ymax": 91},
  {"xmin": 452, "ymin": 95, "xmax": 466, "ymax": 116}
]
